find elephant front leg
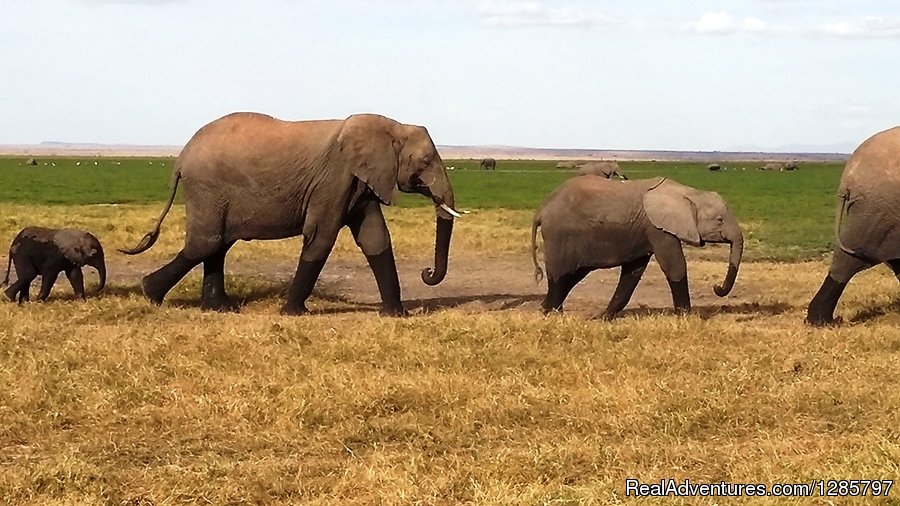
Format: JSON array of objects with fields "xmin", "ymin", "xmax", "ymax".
[
  {"xmin": 650, "ymin": 235, "xmax": 691, "ymax": 312},
  {"xmin": 37, "ymin": 268, "xmax": 60, "ymax": 301},
  {"xmin": 602, "ymin": 255, "xmax": 651, "ymax": 320},
  {"xmin": 65, "ymin": 266, "xmax": 86, "ymax": 300},
  {"xmin": 346, "ymin": 199, "xmax": 406, "ymax": 316},
  {"xmin": 281, "ymin": 228, "xmax": 340, "ymax": 316}
]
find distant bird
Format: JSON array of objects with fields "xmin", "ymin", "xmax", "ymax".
[
  {"xmin": 51, "ymin": 162, "xmax": 56, "ymax": 167},
  {"xmin": 76, "ymin": 162, "xmax": 81, "ymax": 166},
  {"xmin": 94, "ymin": 161, "xmax": 98, "ymax": 166}
]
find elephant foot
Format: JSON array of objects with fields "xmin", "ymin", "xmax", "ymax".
[
  {"xmin": 142, "ymin": 276, "xmax": 168, "ymax": 305},
  {"xmin": 805, "ymin": 314, "xmax": 844, "ymax": 327},
  {"xmin": 4, "ymin": 287, "xmax": 16, "ymax": 302},
  {"xmin": 280, "ymin": 303, "xmax": 309, "ymax": 316},
  {"xmin": 598, "ymin": 310, "xmax": 619, "ymax": 321},
  {"xmin": 379, "ymin": 303, "xmax": 408, "ymax": 317},
  {"xmin": 201, "ymin": 297, "xmax": 240, "ymax": 313}
]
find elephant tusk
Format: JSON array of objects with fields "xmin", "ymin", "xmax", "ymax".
[{"xmin": 440, "ymin": 203, "xmax": 462, "ymax": 218}]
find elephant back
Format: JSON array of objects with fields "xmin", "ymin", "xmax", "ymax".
[{"xmin": 840, "ymin": 126, "xmax": 900, "ymax": 194}]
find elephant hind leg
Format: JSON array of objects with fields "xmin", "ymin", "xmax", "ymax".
[
  {"xmin": 142, "ymin": 251, "xmax": 201, "ymax": 305},
  {"xmin": 281, "ymin": 226, "xmax": 341, "ymax": 316},
  {"xmin": 602, "ymin": 255, "xmax": 651, "ymax": 320},
  {"xmin": 541, "ymin": 266, "xmax": 591, "ymax": 314},
  {"xmin": 887, "ymin": 259, "xmax": 900, "ymax": 282},
  {"xmin": 806, "ymin": 249, "xmax": 874, "ymax": 326},
  {"xmin": 201, "ymin": 241, "xmax": 237, "ymax": 312},
  {"xmin": 4, "ymin": 264, "xmax": 36, "ymax": 303}
]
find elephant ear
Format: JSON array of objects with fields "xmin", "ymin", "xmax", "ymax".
[
  {"xmin": 338, "ymin": 115, "xmax": 400, "ymax": 205},
  {"xmin": 55, "ymin": 230, "xmax": 96, "ymax": 266},
  {"xmin": 643, "ymin": 185, "xmax": 702, "ymax": 246}
]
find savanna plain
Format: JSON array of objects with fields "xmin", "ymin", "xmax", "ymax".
[{"xmin": 0, "ymin": 158, "xmax": 898, "ymax": 505}]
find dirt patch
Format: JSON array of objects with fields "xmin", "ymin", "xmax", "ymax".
[{"xmin": 103, "ymin": 254, "xmax": 767, "ymax": 318}]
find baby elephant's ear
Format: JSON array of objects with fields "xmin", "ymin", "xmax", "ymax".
[
  {"xmin": 643, "ymin": 186, "xmax": 702, "ymax": 246},
  {"xmin": 55, "ymin": 230, "xmax": 93, "ymax": 266}
]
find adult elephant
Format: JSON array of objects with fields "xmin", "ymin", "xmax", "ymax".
[
  {"xmin": 531, "ymin": 177, "xmax": 743, "ymax": 319},
  {"xmin": 479, "ymin": 157, "xmax": 496, "ymax": 170},
  {"xmin": 807, "ymin": 126, "xmax": 900, "ymax": 326},
  {"xmin": 120, "ymin": 112, "xmax": 459, "ymax": 316},
  {"xmin": 577, "ymin": 161, "xmax": 627, "ymax": 180}
]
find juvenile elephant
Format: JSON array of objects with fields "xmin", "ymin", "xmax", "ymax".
[
  {"xmin": 577, "ymin": 161, "xmax": 627, "ymax": 180},
  {"xmin": 2, "ymin": 227, "xmax": 106, "ymax": 302},
  {"xmin": 120, "ymin": 112, "xmax": 459, "ymax": 315},
  {"xmin": 531, "ymin": 177, "xmax": 743, "ymax": 318},
  {"xmin": 479, "ymin": 158, "xmax": 496, "ymax": 170},
  {"xmin": 807, "ymin": 126, "xmax": 900, "ymax": 326}
]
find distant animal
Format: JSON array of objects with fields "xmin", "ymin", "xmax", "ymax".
[
  {"xmin": 2, "ymin": 227, "xmax": 106, "ymax": 303},
  {"xmin": 479, "ymin": 157, "xmax": 496, "ymax": 170},
  {"xmin": 707, "ymin": 163, "xmax": 721, "ymax": 171},
  {"xmin": 578, "ymin": 161, "xmax": 627, "ymax": 180},
  {"xmin": 119, "ymin": 112, "xmax": 458, "ymax": 316},
  {"xmin": 25, "ymin": 158, "xmax": 37, "ymax": 166},
  {"xmin": 531, "ymin": 177, "xmax": 743, "ymax": 319},
  {"xmin": 807, "ymin": 126, "xmax": 900, "ymax": 325}
]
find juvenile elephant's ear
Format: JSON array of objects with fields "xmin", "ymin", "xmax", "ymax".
[
  {"xmin": 643, "ymin": 186, "xmax": 702, "ymax": 246},
  {"xmin": 338, "ymin": 115, "xmax": 400, "ymax": 205}
]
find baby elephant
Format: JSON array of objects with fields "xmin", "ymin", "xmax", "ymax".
[
  {"xmin": 2, "ymin": 227, "xmax": 106, "ymax": 302},
  {"xmin": 531, "ymin": 176, "xmax": 743, "ymax": 319}
]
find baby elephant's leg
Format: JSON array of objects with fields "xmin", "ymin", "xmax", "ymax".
[
  {"xmin": 5, "ymin": 258, "xmax": 37, "ymax": 303},
  {"xmin": 37, "ymin": 266, "xmax": 61, "ymax": 301}
]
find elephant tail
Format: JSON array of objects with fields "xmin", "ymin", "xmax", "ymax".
[
  {"xmin": 1, "ymin": 248, "xmax": 11, "ymax": 287},
  {"xmin": 531, "ymin": 212, "xmax": 544, "ymax": 284},
  {"xmin": 835, "ymin": 191, "xmax": 861, "ymax": 258},
  {"xmin": 118, "ymin": 169, "xmax": 181, "ymax": 255}
]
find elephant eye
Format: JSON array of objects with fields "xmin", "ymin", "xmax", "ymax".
[{"xmin": 717, "ymin": 216, "xmax": 725, "ymax": 223}]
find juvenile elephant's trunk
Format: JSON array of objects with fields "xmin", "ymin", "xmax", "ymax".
[
  {"xmin": 421, "ymin": 174, "xmax": 456, "ymax": 286},
  {"xmin": 714, "ymin": 230, "xmax": 743, "ymax": 297}
]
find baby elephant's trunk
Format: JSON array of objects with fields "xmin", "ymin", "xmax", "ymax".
[{"xmin": 91, "ymin": 256, "xmax": 106, "ymax": 292}]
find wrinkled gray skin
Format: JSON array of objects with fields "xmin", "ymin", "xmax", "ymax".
[
  {"xmin": 2, "ymin": 227, "xmax": 106, "ymax": 302},
  {"xmin": 479, "ymin": 157, "xmax": 496, "ymax": 170},
  {"xmin": 807, "ymin": 126, "xmax": 900, "ymax": 326},
  {"xmin": 577, "ymin": 161, "xmax": 627, "ymax": 180},
  {"xmin": 120, "ymin": 112, "xmax": 457, "ymax": 316},
  {"xmin": 531, "ymin": 177, "xmax": 743, "ymax": 319}
]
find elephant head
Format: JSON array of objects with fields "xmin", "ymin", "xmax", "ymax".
[
  {"xmin": 55, "ymin": 230, "xmax": 106, "ymax": 292},
  {"xmin": 643, "ymin": 180, "xmax": 743, "ymax": 296},
  {"xmin": 338, "ymin": 115, "xmax": 458, "ymax": 286}
]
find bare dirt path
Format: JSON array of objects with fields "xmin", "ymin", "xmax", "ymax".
[{"xmin": 103, "ymin": 254, "xmax": 771, "ymax": 318}]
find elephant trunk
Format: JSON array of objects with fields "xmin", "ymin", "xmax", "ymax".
[
  {"xmin": 421, "ymin": 173, "xmax": 456, "ymax": 286},
  {"xmin": 92, "ymin": 256, "xmax": 106, "ymax": 292},
  {"xmin": 713, "ymin": 229, "xmax": 743, "ymax": 297}
]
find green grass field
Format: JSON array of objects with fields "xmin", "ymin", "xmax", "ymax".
[{"xmin": 0, "ymin": 156, "xmax": 843, "ymax": 261}]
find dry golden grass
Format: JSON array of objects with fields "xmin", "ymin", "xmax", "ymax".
[{"xmin": 1, "ymin": 204, "xmax": 899, "ymax": 505}]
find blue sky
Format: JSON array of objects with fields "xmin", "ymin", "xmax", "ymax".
[{"xmin": 2, "ymin": 0, "xmax": 899, "ymax": 152}]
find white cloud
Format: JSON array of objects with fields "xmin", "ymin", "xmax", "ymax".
[
  {"xmin": 475, "ymin": 0, "xmax": 618, "ymax": 28},
  {"xmin": 687, "ymin": 11, "xmax": 771, "ymax": 34},
  {"xmin": 820, "ymin": 17, "xmax": 900, "ymax": 38}
]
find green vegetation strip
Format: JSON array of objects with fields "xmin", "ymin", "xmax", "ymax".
[{"xmin": 0, "ymin": 157, "xmax": 843, "ymax": 261}]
